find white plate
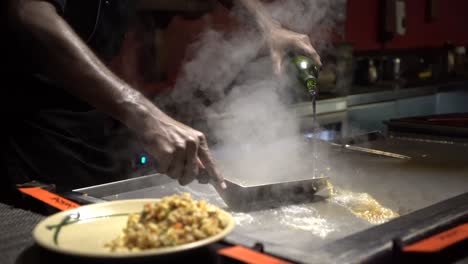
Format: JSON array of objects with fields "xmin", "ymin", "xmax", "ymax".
[{"xmin": 32, "ymin": 199, "xmax": 236, "ymax": 258}]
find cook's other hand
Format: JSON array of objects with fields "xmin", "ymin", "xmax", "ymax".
[
  {"xmin": 238, "ymin": 0, "xmax": 322, "ymax": 74},
  {"xmin": 266, "ymin": 26, "xmax": 322, "ymax": 75}
]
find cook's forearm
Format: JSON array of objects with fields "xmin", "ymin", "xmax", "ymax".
[
  {"xmin": 7, "ymin": 0, "xmax": 156, "ymax": 128},
  {"xmin": 237, "ymin": 0, "xmax": 279, "ymax": 32}
]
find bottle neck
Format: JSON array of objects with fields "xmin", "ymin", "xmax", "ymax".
[
  {"xmin": 305, "ymin": 78, "xmax": 317, "ymax": 96},
  {"xmin": 290, "ymin": 54, "xmax": 320, "ymax": 95}
]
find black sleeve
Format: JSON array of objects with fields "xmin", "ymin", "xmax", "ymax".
[
  {"xmin": 47, "ymin": 0, "xmax": 66, "ymax": 15},
  {"xmin": 218, "ymin": 0, "xmax": 233, "ymax": 9}
]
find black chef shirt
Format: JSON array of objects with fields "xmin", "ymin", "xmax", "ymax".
[{"xmin": 1, "ymin": 0, "xmax": 138, "ymax": 195}]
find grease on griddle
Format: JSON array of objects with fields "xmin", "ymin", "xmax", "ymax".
[
  {"xmin": 326, "ymin": 181, "xmax": 399, "ymax": 225},
  {"xmin": 279, "ymin": 205, "xmax": 335, "ymax": 238},
  {"xmin": 231, "ymin": 212, "xmax": 255, "ymax": 226}
]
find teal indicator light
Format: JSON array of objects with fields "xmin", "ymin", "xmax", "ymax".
[{"xmin": 140, "ymin": 155, "xmax": 147, "ymax": 165}]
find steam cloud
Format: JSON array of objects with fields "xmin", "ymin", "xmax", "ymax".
[{"xmin": 158, "ymin": 0, "xmax": 346, "ymax": 185}]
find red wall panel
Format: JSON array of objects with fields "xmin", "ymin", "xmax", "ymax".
[
  {"xmin": 346, "ymin": 0, "xmax": 468, "ymax": 51},
  {"xmin": 117, "ymin": 1, "xmax": 468, "ymax": 94}
]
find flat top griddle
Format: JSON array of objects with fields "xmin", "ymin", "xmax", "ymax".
[{"xmin": 73, "ymin": 135, "xmax": 468, "ymax": 263}]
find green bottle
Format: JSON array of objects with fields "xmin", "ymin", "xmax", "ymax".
[{"xmin": 291, "ymin": 55, "xmax": 320, "ymax": 96}]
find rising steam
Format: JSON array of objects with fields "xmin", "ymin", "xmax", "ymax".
[{"xmin": 158, "ymin": 0, "xmax": 346, "ymax": 185}]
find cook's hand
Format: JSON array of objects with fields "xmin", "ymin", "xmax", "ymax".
[
  {"xmin": 136, "ymin": 109, "xmax": 225, "ymax": 188},
  {"xmin": 266, "ymin": 25, "xmax": 322, "ymax": 75}
]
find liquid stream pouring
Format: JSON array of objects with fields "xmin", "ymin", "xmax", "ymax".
[{"xmin": 290, "ymin": 54, "xmax": 321, "ymax": 178}]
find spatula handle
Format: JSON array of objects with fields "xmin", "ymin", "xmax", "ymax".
[{"xmin": 196, "ymin": 171, "xmax": 211, "ymax": 184}]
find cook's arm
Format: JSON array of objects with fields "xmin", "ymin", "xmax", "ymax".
[
  {"xmin": 5, "ymin": 0, "xmax": 225, "ymax": 187},
  {"xmin": 237, "ymin": 0, "xmax": 322, "ymax": 74}
]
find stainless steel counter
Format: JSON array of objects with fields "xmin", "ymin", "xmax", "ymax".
[{"xmin": 293, "ymin": 81, "xmax": 468, "ymax": 140}]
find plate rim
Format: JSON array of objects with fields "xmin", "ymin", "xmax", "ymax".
[{"xmin": 32, "ymin": 198, "xmax": 236, "ymax": 258}]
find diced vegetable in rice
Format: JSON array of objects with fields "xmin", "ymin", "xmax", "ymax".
[{"xmin": 105, "ymin": 193, "xmax": 229, "ymax": 251}]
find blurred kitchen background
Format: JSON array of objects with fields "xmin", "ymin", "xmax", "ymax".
[{"xmin": 109, "ymin": 0, "xmax": 468, "ymax": 155}]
